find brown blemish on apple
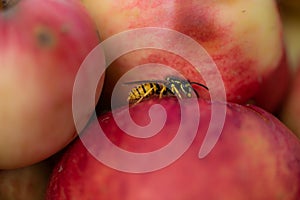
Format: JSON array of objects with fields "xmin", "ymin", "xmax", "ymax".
[{"xmin": 34, "ymin": 26, "xmax": 57, "ymax": 49}]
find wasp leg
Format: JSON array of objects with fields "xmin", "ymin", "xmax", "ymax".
[
  {"xmin": 193, "ymin": 88, "xmax": 199, "ymax": 98},
  {"xmin": 171, "ymin": 85, "xmax": 182, "ymax": 99},
  {"xmin": 133, "ymin": 87, "xmax": 154, "ymax": 106},
  {"xmin": 159, "ymin": 85, "xmax": 167, "ymax": 98}
]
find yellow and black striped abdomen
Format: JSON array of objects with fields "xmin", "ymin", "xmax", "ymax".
[{"xmin": 128, "ymin": 82, "xmax": 162, "ymax": 102}]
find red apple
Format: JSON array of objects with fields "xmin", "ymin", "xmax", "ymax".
[
  {"xmin": 281, "ymin": 61, "xmax": 300, "ymax": 138},
  {"xmin": 82, "ymin": 0, "xmax": 287, "ymax": 111},
  {"xmin": 47, "ymin": 98, "xmax": 300, "ymax": 199},
  {"xmin": 0, "ymin": 0, "xmax": 102, "ymax": 169},
  {"xmin": 251, "ymin": 51, "xmax": 291, "ymax": 113}
]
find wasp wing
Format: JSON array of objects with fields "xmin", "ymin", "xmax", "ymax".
[{"xmin": 123, "ymin": 79, "xmax": 166, "ymax": 85}]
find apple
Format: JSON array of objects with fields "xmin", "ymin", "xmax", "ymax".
[
  {"xmin": 278, "ymin": 0, "xmax": 300, "ymax": 70},
  {"xmin": 281, "ymin": 61, "xmax": 300, "ymax": 138},
  {"xmin": 0, "ymin": 0, "xmax": 102, "ymax": 169},
  {"xmin": 251, "ymin": 51, "xmax": 291, "ymax": 113},
  {"xmin": 82, "ymin": 0, "xmax": 287, "ymax": 112},
  {"xmin": 47, "ymin": 98, "xmax": 300, "ymax": 199},
  {"xmin": 0, "ymin": 159, "xmax": 53, "ymax": 200},
  {"xmin": 278, "ymin": 0, "xmax": 300, "ymax": 136}
]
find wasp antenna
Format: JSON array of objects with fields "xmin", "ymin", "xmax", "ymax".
[
  {"xmin": 190, "ymin": 82, "xmax": 209, "ymax": 91},
  {"xmin": 193, "ymin": 89, "xmax": 200, "ymax": 98}
]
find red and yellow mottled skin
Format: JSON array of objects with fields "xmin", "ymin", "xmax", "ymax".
[
  {"xmin": 47, "ymin": 98, "xmax": 300, "ymax": 200},
  {"xmin": 82, "ymin": 0, "xmax": 288, "ymax": 112},
  {"xmin": 0, "ymin": 0, "xmax": 100, "ymax": 169}
]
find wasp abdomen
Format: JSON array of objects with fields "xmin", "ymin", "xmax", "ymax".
[{"xmin": 128, "ymin": 83, "xmax": 162, "ymax": 102}]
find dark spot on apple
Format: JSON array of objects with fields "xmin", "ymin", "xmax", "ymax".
[
  {"xmin": 60, "ymin": 24, "xmax": 70, "ymax": 34},
  {"xmin": 35, "ymin": 27, "xmax": 56, "ymax": 48}
]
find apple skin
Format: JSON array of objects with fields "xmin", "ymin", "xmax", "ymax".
[
  {"xmin": 0, "ymin": 0, "xmax": 101, "ymax": 169},
  {"xmin": 47, "ymin": 98, "xmax": 300, "ymax": 200},
  {"xmin": 82, "ymin": 0, "xmax": 287, "ymax": 111},
  {"xmin": 281, "ymin": 61, "xmax": 300, "ymax": 138},
  {"xmin": 251, "ymin": 51, "xmax": 291, "ymax": 113}
]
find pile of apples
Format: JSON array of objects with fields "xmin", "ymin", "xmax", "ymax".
[{"xmin": 1, "ymin": 0, "xmax": 300, "ymax": 199}]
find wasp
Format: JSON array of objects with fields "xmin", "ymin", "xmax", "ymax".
[{"xmin": 125, "ymin": 76, "xmax": 208, "ymax": 105}]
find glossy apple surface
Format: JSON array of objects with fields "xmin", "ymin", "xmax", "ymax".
[
  {"xmin": 0, "ymin": 0, "xmax": 101, "ymax": 169},
  {"xmin": 47, "ymin": 98, "xmax": 300, "ymax": 200},
  {"xmin": 82, "ymin": 0, "xmax": 287, "ymax": 111}
]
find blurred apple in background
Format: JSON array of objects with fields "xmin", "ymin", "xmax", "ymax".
[
  {"xmin": 81, "ymin": 0, "xmax": 288, "ymax": 113},
  {"xmin": 277, "ymin": 0, "xmax": 300, "ymax": 137},
  {"xmin": 278, "ymin": 0, "xmax": 300, "ymax": 13},
  {"xmin": 0, "ymin": 159, "xmax": 53, "ymax": 200},
  {"xmin": 0, "ymin": 0, "xmax": 101, "ymax": 169},
  {"xmin": 47, "ymin": 98, "xmax": 300, "ymax": 200},
  {"xmin": 278, "ymin": 0, "xmax": 300, "ymax": 70},
  {"xmin": 281, "ymin": 61, "xmax": 300, "ymax": 138}
]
